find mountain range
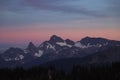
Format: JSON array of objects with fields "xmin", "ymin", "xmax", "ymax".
[{"xmin": 0, "ymin": 35, "xmax": 120, "ymax": 68}]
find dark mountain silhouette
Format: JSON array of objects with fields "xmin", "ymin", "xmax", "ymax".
[
  {"xmin": 42, "ymin": 46, "xmax": 120, "ymax": 71},
  {"xmin": 0, "ymin": 35, "xmax": 120, "ymax": 68},
  {"xmin": 65, "ymin": 39, "xmax": 75, "ymax": 45},
  {"xmin": 49, "ymin": 35, "xmax": 64, "ymax": 44},
  {"xmin": 26, "ymin": 42, "xmax": 39, "ymax": 55}
]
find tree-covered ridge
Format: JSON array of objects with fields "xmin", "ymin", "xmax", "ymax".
[{"xmin": 0, "ymin": 62, "xmax": 120, "ymax": 80}]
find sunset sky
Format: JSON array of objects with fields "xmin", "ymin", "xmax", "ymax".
[{"xmin": 0, "ymin": 0, "xmax": 120, "ymax": 49}]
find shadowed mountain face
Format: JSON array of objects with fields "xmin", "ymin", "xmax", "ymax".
[
  {"xmin": 49, "ymin": 35, "xmax": 64, "ymax": 44},
  {"xmin": 80, "ymin": 37, "xmax": 120, "ymax": 46},
  {"xmin": 26, "ymin": 42, "xmax": 39, "ymax": 55},
  {"xmin": 42, "ymin": 46, "xmax": 120, "ymax": 71},
  {"xmin": 80, "ymin": 37, "xmax": 109, "ymax": 45},
  {"xmin": 0, "ymin": 35, "xmax": 120, "ymax": 68},
  {"xmin": 2, "ymin": 48, "xmax": 24, "ymax": 61}
]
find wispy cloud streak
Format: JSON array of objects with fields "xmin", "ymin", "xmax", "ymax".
[
  {"xmin": 24, "ymin": 0, "xmax": 107, "ymax": 17},
  {"xmin": 0, "ymin": 0, "xmax": 107, "ymax": 17}
]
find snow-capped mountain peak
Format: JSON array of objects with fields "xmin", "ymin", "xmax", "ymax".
[{"xmin": 1, "ymin": 35, "xmax": 120, "ymax": 68}]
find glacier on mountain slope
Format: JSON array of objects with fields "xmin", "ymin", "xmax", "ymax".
[
  {"xmin": 15, "ymin": 55, "xmax": 24, "ymax": 61},
  {"xmin": 4, "ymin": 55, "xmax": 24, "ymax": 61},
  {"xmin": 74, "ymin": 42, "xmax": 103, "ymax": 48},
  {"xmin": 74, "ymin": 42, "xmax": 87, "ymax": 48},
  {"xmin": 46, "ymin": 42, "xmax": 56, "ymax": 51},
  {"xmin": 34, "ymin": 50, "xmax": 43, "ymax": 57},
  {"xmin": 56, "ymin": 42, "xmax": 72, "ymax": 47},
  {"xmin": 19, "ymin": 55, "xmax": 24, "ymax": 60}
]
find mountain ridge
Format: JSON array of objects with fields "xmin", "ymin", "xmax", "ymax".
[{"xmin": 0, "ymin": 35, "xmax": 120, "ymax": 68}]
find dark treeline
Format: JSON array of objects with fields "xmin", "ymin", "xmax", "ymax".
[{"xmin": 0, "ymin": 62, "xmax": 120, "ymax": 80}]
